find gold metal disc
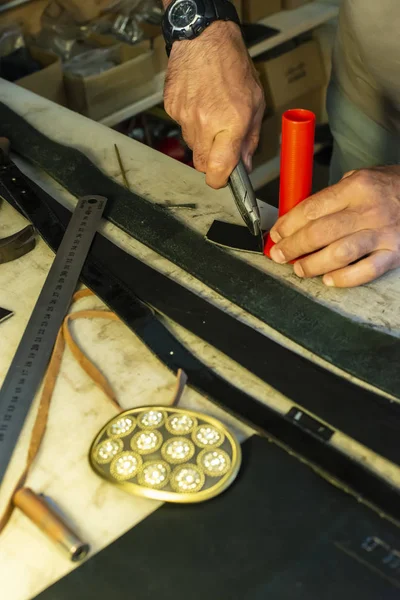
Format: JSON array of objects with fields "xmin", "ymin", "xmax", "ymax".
[{"xmin": 89, "ymin": 406, "xmax": 241, "ymax": 504}]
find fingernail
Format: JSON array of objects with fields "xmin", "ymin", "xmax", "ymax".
[
  {"xmin": 270, "ymin": 247, "xmax": 286, "ymax": 264},
  {"xmin": 294, "ymin": 263, "xmax": 304, "ymax": 278},
  {"xmin": 323, "ymin": 275, "xmax": 335, "ymax": 287},
  {"xmin": 269, "ymin": 230, "xmax": 282, "ymax": 243}
]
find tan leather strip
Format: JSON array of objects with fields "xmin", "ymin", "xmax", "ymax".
[
  {"xmin": 0, "ymin": 290, "xmax": 121, "ymax": 533},
  {"xmin": 63, "ymin": 310, "xmax": 122, "ymax": 412},
  {"xmin": 0, "ymin": 328, "xmax": 65, "ymax": 533}
]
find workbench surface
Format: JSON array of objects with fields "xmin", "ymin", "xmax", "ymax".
[{"xmin": 0, "ymin": 80, "xmax": 399, "ymax": 600}]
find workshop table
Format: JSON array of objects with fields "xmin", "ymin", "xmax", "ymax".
[{"xmin": 0, "ymin": 80, "xmax": 399, "ymax": 600}]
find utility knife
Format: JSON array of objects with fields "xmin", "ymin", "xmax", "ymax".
[{"xmin": 229, "ymin": 159, "xmax": 264, "ymax": 252}]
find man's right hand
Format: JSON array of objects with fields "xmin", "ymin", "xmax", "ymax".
[{"xmin": 164, "ymin": 21, "xmax": 265, "ymax": 189}]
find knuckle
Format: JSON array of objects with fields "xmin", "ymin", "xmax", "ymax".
[
  {"xmin": 164, "ymin": 97, "xmax": 177, "ymax": 119},
  {"xmin": 352, "ymin": 168, "xmax": 374, "ymax": 190},
  {"xmin": 364, "ymin": 196, "xmax": 392, "ymax": 224},
  {"xmin": 273, "ymin": 220, "xmax": 288, "ymax": 239},
  {"xmin": 249, "ymin": 134, "xmax": 260, "ymax": 152},
  {"xmin": 180, "ymin": 126, "xmax": 192, "ymax": 147},
  {"xmin": 303, "ymin": 196, "xmax": 324, "ymax": 221},
  {"xmin": 177, "ymin": 107, "xmax": 191, "ymax": 126},
  {"xmin": 364, "ymin": 204, "xmax": 381, "ymax": 222},
  {"xmin": 253, "ymin": 85, "xmax": 265, "ymax": 107},
  {"xmin": 163, "ymin": 96, "xmax": 173, "ymax": 115},
  {"xmin": 333, "ymin": 241, "xmax": 357, "ymax": 263}
]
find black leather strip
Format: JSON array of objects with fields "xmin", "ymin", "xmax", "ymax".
[
  {"xmin": 0, "ymin": 103, "xmax": 399, "ymax": 400},
  {"xmin": 1, "ymin": 156, "xmax": 400, "ymax": 521},
  {"xmin": 2, "ymin": 152, "xmax": 400, "ymax": 465},
  {"xmin": 35, "ymin": 436, "xmax": 400, "ymax": 600}
]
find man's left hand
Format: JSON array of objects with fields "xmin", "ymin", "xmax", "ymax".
[{"xmin": 269, "ymin": 166, "xmax": 400, "ymax": 287}]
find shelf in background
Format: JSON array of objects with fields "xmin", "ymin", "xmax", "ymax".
[
  {"xmin": 100, "ymin": 73, "xmax": 165, "ymax": 127},
  {"xmin": 248, "ymin": 1, "xmax": 338, "ymax": 58},
  {"xmin": 99, "ymin": 1, "xmax": 339, "ymax": 128}
]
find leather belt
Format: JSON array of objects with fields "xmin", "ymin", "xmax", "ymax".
[
  {"xmin": 0, "ymin": 102, "xmax": 399, "ymax": 401},
  {"xmin": 1, "ymin": 150, "xmax": 399, "ymax": 522}
]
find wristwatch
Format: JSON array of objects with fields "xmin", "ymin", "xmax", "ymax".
[{"xmin": 162, "ymin": 0, "xmax": 241, "ymax": 56}]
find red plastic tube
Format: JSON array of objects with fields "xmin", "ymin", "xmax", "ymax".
[{"xmin": 264, "ymin": 108, "xmax": 316, "ymax": 258}]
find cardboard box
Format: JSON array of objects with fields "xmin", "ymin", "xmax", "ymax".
[
  {"xmin": 253, "ymin": 86, "xmax": 326, "ymax": 169},
  {"xmin": 64, "ymin": 43, "xmax": 155, "ymax": 121},
  {"xmin": 282, "ymin": 0, "xmax": 310, "ymax": 9},
  {"xmin": 255, "ymin": 40, "xmax": 325, "ymax": 111},
  {"xmin": 17, "ymin": 46, "xmax": 67, "ymax": 106},
  {"xmin": 242, "ymin": 0, "xmax": 281, "ymax": 23},
  {"xmin": 152, "ymin": 34, "xmax": 168, "ymax": 74},
  {"xmin": 277, "ymin": 86, "xmax": 325, "ymax": 124},
  {"xmin": 137, "ymin": 23, "xmax": 168, "ymax": 74}
]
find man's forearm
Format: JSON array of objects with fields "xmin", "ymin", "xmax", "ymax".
[{"xmin": 162, "ymin": 0, "xmax": 264, "ymax": 188}]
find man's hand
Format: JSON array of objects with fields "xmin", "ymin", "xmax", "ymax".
[
  {"xmin": 163, "ymin": 21, "xmax": 265, "ymax": 188},
  {"xmin": 269, "ymin": 166, "xmax": 400, "ymax": 287}
]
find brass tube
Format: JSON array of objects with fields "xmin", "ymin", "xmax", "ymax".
[{"xmin": 13, "ymin": 488, "xmax": 90, "ymax": 562}]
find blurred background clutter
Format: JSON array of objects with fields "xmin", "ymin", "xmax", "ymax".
[{"xmin": 0, "ymin": 0, "xmax": 339, "ymax": 188}]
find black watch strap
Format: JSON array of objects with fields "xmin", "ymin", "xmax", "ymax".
[
  {"xmin": 206, "ymin": 0, "xmax": 240, "ymax": 21},
  {"xmin": 165, "ymin": 0, "xmax": 241, "ymax": 56}
]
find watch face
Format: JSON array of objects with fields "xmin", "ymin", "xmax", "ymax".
[{"xmin": 170, "ymin": 0, "xmax": 197, "ymax": 28}]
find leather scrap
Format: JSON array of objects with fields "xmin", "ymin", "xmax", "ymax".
[
  {"xmin": 0, "ymin": 103, "xmax": 399, "ymax": 400},
  {"xmin": 205, "ymin": 220, "xmax": 265, "ymax": 253}
]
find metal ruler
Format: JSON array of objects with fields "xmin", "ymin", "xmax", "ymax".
[{"xmin": 0, "ymin": 195, "xmax": 107, "ymax": 486}]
